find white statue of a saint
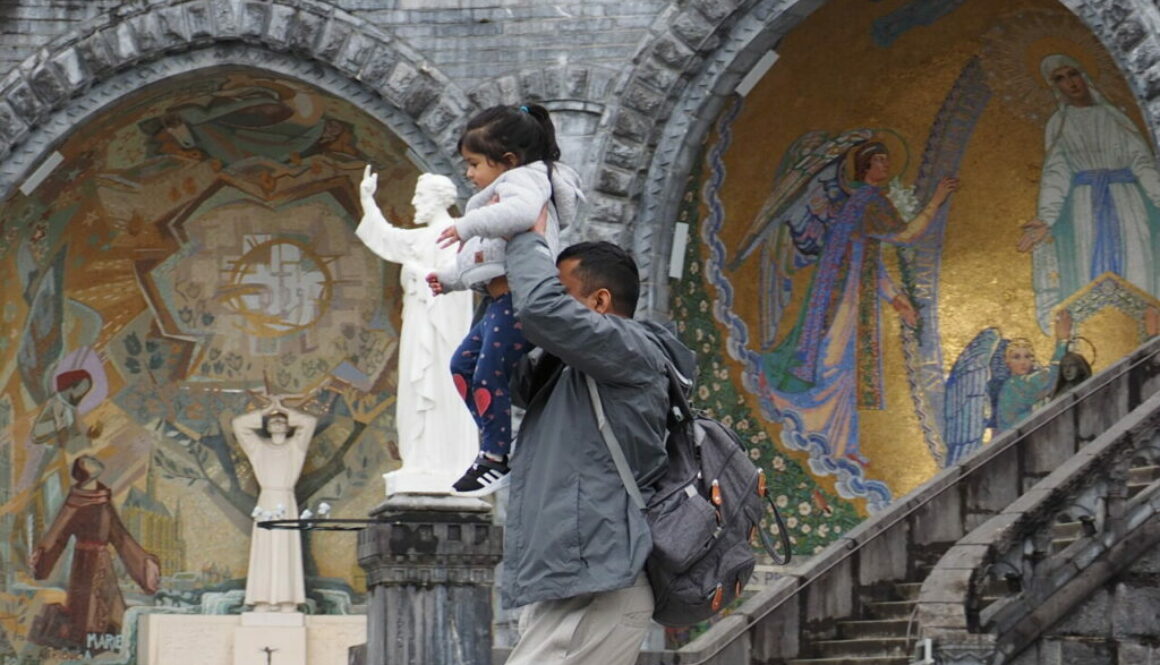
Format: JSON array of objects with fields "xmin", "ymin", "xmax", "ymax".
[
  {"xmin": 232, "ymin": 398, "xmax": 316, "ymax": 612},
  {"xmin": 356, "ymin": 167, "xmax": 478, "ymax": 495}
]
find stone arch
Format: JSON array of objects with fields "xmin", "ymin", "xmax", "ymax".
[
  {"xmin": 592, "ymin": 0, "xmax": 1160, "ymax": 319},
  {"xmin": 0, "ymin": 0, "xmax": 474, "ymax": 196}
]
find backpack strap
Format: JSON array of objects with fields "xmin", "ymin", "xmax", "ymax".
[
  {"xmin": 584, "ymin": 374, "xmax": 646, "ymax": 511},
  {"xmin": 662, "ymin": 360, "xmax": 694, "ymax": 425}
]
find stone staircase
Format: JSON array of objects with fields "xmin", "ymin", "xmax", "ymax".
[
  {"xmin": 648, "ymin": 337, "xmax": 1160, "ymax": 665},
  {"xmin": 779, "ymin": 464, "xmax": 1160, "ymax": 665}
]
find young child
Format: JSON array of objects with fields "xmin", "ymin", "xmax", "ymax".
[{"xmin": 426, "ymin": 103, "xmax": 584, "ymax": 496}]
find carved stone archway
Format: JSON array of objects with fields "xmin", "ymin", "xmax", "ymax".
[
  {"xmin": 583, "ymin": 0, "xmax": 1160, "ymax": 319},
  {"xmin": 0, "ymin": 0, "xmax": 473, "ymax": 197}
]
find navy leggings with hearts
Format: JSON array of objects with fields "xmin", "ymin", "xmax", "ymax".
[{"xmin": 449, "ymin": 292, "xmax": 530, "ymax": 457}]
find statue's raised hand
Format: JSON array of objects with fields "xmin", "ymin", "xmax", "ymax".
[{"xmin": 360, "ymin": 165, "xmax": 379, "ymax": 203}]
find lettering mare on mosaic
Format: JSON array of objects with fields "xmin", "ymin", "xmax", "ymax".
[
  {"xmin": 0, "ymin": 69, "xmax": 421, "ymax": 663},
  {"xmin": 692, "ymin": 1, "xmax": 1160, "ymax": 513}
]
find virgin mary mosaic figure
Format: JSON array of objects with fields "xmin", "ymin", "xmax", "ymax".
[{"xmin": 1018, "ymin": 54, "xmax": 1160, "ymax": 329}]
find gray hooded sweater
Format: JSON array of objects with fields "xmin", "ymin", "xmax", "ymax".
[
  {"xmin": 437, "ymin": 160, "xmax": 584, "ymax": 291},
  {"xmin": 501, "ymin": 231, "xmax": 698, "ymax": 609}
]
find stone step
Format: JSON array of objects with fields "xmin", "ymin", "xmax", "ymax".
[
  {"xmin": 814, "ymin": 637, "xmax": 911, "ymax": 659},
  {"xmin": 1127, "ymin": 467, "xmax": 1160, "ymax": 499},
  {"xmin": 837, "ymin": 618, "xmax": 911, "ymax": 639},
  {"xmin": 1129, "ymin": 465, "xmax": 1160, "ymax": 487},
  {"xmin": 894, "ymin": 582, "xmax": 923, "ymax": 600},
  {"xmin": 863, "ymin": 599, "xmax": 916, "ymax": 620},
  {"xmin": 788, "ymin": 657, "xmax": 910, "ymax": 665}
]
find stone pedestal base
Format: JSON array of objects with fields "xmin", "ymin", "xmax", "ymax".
[
  {"xmin": 356, "ymin": 494, "xmax": 503, "ymax": 665},
  {"xmin": 137, "ymin": 612, "xmax": 364, "ymax": 665},
  {"xmin": 384, "ymin": 468, "xmax": 463, "ymax": 496},
  {"xmin": 235, "ymin": 612, "xmax": 305, "ymax": 665}
]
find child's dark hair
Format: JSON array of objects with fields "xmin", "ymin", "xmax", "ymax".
[
  {"xmin": 556, "ymin": 241, "xmax": 640, "ymax": 317},
  {"xmin": 458, "ymin": 103, "xmax": 561, "ymax": 168}
]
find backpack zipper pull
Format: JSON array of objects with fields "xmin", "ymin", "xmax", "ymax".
[
  {"xmin": 710, "ymin": 583, "xmax": 724, "ymax": 611},
  {"xmin": 757, "ymin": 469, "xmax": 767, "ymax": 497},
  {"xmin": 711, "ymin": 479, "xmax": 722, "ymax": 506}
]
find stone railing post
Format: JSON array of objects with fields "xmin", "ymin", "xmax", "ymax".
[{"xmin": 355, "ymin": 496, "xmax": 503, "ymax": 665}]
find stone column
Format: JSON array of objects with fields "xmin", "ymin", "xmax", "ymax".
[{"xmin": 355, "ymin": 496, "xmax": 503, "ymax": 665}]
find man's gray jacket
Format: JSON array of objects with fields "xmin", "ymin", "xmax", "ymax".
[{"xmin": 501, "ymin": 232, "xmax": 697, "ymax": 609}]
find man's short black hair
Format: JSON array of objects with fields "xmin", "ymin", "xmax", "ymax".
[{"xmin": 556, "ymin": 241, "xmax": 639, "ymax": 317}]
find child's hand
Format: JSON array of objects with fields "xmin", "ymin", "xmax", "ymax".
[
  {"xmin": 531, "ymin": 204, "xmax": 549, "ymax": 235},
  {"xmin": 426, "ymin": 272, "xmax": 445, "ymax": 295},
  {"xmin": 437, "ymin": 225, "xmax": 462, "ymax": 249}
]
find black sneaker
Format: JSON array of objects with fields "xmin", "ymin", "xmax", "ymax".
[{"xmin": 452, "ymin": 454, "xmax": 511, "ymax": 497}]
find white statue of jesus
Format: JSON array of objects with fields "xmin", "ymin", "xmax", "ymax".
[
  {"xmin": 232, "ymin": 398, "xmax": 316, "ymax": 612},
  {"xmin": 356, "ymin": 167, "xmax": 478, "ymax": 495}
]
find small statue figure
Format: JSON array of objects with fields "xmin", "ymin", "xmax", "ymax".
[
  {"xmin": 356, "ymin": 167, "xmax": 478, "ymax": 494},
  {"xmin": 232, "ymin": 397, "xmax": 317, "ymax": 612}
]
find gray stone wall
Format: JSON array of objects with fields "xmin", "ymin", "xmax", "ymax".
[
  {"xmin": 2, "ymin": 0, "xmax": 1160, "ymax": 316},
  {"xmin": 1009, "ymin": 547, "xmax": 1160, "ymax": 665}
]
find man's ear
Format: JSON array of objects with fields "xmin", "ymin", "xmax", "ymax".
[{"xmin": 593, "ymin": 288, "xmax": 614, "ymax": 315}]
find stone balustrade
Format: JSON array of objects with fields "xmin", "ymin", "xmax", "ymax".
[
  {"xmin": 914, "ymin": 388, "xmax": 1160, "ymax": 665},
  {"xmin": 651, "ymin": 336, "xmax": 1160, "ymax": 665}
]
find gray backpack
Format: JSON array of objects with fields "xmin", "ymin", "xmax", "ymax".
[{"xmin": 585, "ymin": 366, "xmax": 791, "ymax": 627}]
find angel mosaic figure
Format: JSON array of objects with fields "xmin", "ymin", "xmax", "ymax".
[
  {"xmin": 941, "ymin": 310, "xmax": 1072, "ymax": 466},
  {"xmin": 731, "ymin": 131, "xmax": 958, "ymax": 466}
]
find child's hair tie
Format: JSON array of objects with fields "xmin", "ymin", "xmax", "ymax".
[{"xmin": 519, "ymin": 105, "xmax": 529, "ymax": 113}]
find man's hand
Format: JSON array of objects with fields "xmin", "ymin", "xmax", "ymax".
[
  {"xmin": 426, "ymin": 272, "xmax": 445, "ymax": 295},
  {"xmin": 437, "ymin": 225, "xmax": 462, "ymax": 249}
]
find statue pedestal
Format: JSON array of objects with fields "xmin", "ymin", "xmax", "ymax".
[
  {"xmin": 234, "ymin": 612, "xmax": 305, "ymax": 665},
  {"xmin": 383, "ymin": 468, "xmax": 463, "ymax": 496},
  {"xmin": 355, "ymin": 494, "xmax": 502, "ymax": 665},
  {"xmin": 137, "ymin": 612, "xmax": 364, "ymax": 665}
]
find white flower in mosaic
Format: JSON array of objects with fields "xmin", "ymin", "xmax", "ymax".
[
  {"xmin": 721, "ymin": 415, "xmax": 732, "ymax": 427},
  {"xmin": 798, "ymin": 502, "xmax": 811, "ymax": 516},
  {"xmin": 699, "ymin": 299, "xmax": 708, "ymax": 312},
  {"xmin": 757, "ymin": 431, "xmax": 768, "ymax": 441},
  {"xmin": 677, "ymin": 321, "xmax": 686, "ymax": 332},
  {"xmin": 711, "ymin": 382, "xmax": 719, "ymax": 391},
  {"xmin": 690, "ymin": 262, "xmax": 700, "ymax": 274},
  {"xmin": 749, "ymin": 447, "xmax": 761, "ymax": 460},
  {"xmin": 814, "ymin": 545, "xmax": 824, "ymax": 553},
  {"xmin": 834, "ymin": 526, "xmax": 842, "ymax": 533},
  {"xmin": 695, "ymin": 328, "xmax": 704, "ymax": 341},
  {"xmin": 776, "ymin": 495, "xmax": 788, "ymax": 508},
  {"xmin": 818, "ymin": 524, "xmax": 830, "ymax": 537},
  {"xmin": 801, "ymin": 524, "xmax": 811, "ymax": 533},
  {"xmin": 790, "ymin": 536, "xmax": 797, "ymax": 545},
  {"xmin": 786, "ymin": 517, "xmax": 797, "ymax": 528},
  {"xmin": 737, "ymin": 419, "xmax": 749, "ymax": 430},
  {"xmin": 772, "ymin": 456, "xmax": 786, "ymax": 471},
  {"xmin": 697, "ymin": 385, "xmax": 710, "ymax": 400}
]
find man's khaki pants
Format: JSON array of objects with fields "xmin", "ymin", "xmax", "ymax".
[{"xmin": 506, "ymin": 573, "xmax": 653, "ymax": 665}]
